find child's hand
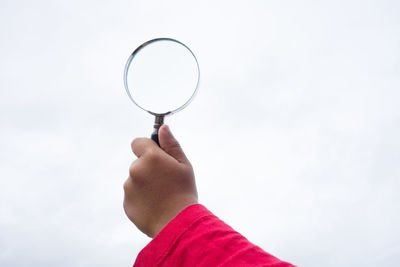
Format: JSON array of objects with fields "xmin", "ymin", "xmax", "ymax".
[{"xmin": 123, "ymin": 125, "xmax": 198, "ymax": 237}]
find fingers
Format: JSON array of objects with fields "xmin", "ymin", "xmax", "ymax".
[
  {"xmin": 131, "ymin": 137, "xmax": 159, "ymax": 158},
  {"xmin": 128, "ymin": 159, "xmax": 148, "ymax": 184},
  {"xmin": 131, "ymin": 126, "xmax": 190, "ymax": 165},
  {"xmin": 158, "ymin": 125, "xmax": 189, "ymax": 164}
]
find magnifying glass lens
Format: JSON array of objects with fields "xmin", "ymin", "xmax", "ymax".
[
  {"xmin": 124, "ymin": 38, "xmax": 200, "ymax": 145},
  {"xmin": 125, "ymin": 40, "xmax": 199, "ymax": 114}
]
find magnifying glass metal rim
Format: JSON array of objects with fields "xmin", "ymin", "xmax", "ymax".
[{"xmin": 123, "ymin": 37, "xmax": 201, "ymax": 117}]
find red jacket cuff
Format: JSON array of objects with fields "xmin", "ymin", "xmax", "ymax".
[{"xmin": 133, "ymin": 204, "xmax": 212, "ymax": 266}]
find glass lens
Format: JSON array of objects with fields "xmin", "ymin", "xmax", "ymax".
[{"xmin": 125, "ymin": 39, "xmax": 199, "ymax": 114}]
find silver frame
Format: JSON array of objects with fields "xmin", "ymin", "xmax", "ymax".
[{"xmin": 123, "ymin": 37, "xmax": 200, "ymax": 117}]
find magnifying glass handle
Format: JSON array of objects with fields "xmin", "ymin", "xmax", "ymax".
[
  {"xmin": 151, "ymin": 115, "xmax": 164, "ymax": 146},
  {"xmin": 151, "ymin": 131, "xmax": 159, "ymax": 145}
]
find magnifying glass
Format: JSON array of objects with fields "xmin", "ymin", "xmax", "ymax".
[{"xmin": 123, "ymin": 38, "xmax": 200, "ymax": 145}]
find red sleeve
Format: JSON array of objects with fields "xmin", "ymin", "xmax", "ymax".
[{"xmin": 133, "ymin": 204, "xmax": 295, "ymax": 267}]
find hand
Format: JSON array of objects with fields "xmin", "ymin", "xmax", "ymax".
[{"xmin": 123, "ymin": 125, "xmax": 198, "ymax": 237}]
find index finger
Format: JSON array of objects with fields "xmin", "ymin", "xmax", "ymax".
[{"xmin": 131, "ymin": 138, "xmax": 159, "ymax": 158}]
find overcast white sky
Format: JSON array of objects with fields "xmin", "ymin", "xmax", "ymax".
[{"xmin": 1, "ymin": 0, "xmax": 399, "ymax": 266}]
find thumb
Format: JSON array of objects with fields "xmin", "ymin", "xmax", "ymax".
[{"xmin": 159, "ymin": 125, "xmax": 189, "ymax": 164}]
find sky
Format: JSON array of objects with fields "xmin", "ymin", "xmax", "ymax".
[{"xmin": 0, "ymin": 0, "xmax": 399, "ymax": 266}]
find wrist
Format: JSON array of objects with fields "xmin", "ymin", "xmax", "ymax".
[{"xmin": 149, "ymin": 198, "xmax": 198, "ymax": 238}]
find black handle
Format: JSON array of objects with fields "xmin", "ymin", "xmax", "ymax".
[
  {"xmin": 151, "ymin": 130, "xmax": 160, "ymax": 146},
  {"xmin": 151, "ymin": 115, "xmax": 164, "ymax": 146}
]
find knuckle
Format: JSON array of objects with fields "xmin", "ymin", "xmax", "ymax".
[
  {"xmin": 122, "ymin": 199, "xmax": 128, "ymax": 211},
  {"xmin": 128, "ymin": 160, "xmax": 147, "ymax": 184},
  {"xmin": 145, "ymin": 149, "xmax": 160, "ymax": 163},
  {"xmin": 129, "ymin": 161, "xmax": 139, "ymax": 178},
  {"xmin": 128, "ymin": 162, "xmax": 135, "ymax": 176},
  {"xmin": 123, "ymin": 178, "xmax": 132, "ymax": 192},
  {"xmin": 123, "ymin": 198, "xmax": 131, "ymax": 216},
  {"xmin": 131, "ymin": 138, "xmax": 140, "ymax": 150}
]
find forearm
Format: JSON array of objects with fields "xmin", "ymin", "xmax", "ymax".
[{"xmin": 134, "ymin": 204, "xmax": 295, "ymax": 267}]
